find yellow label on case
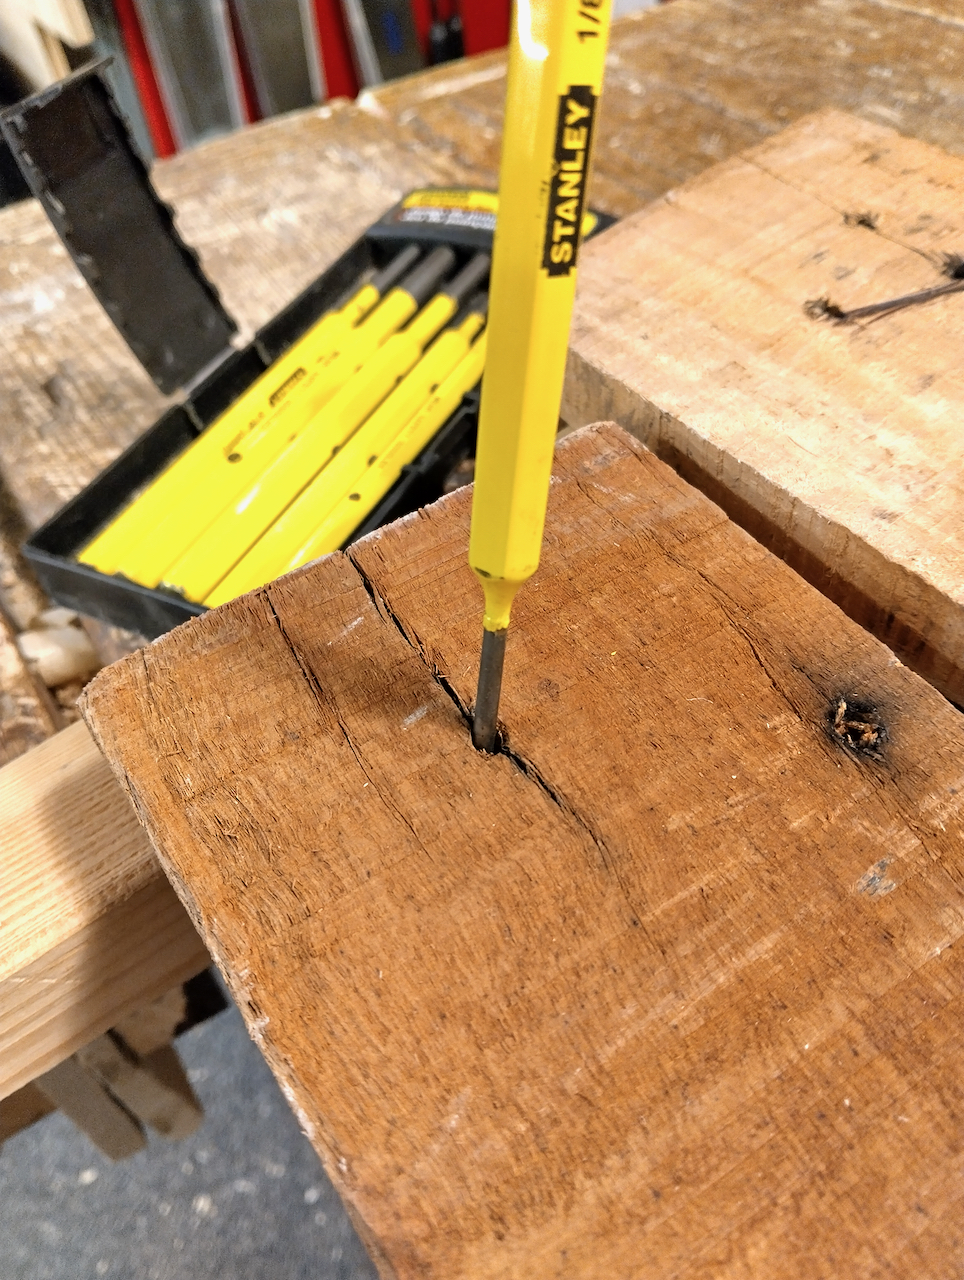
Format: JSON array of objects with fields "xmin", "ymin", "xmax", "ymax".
[
  {"xmin": 398, "ymin": 187, "xmax": 597, "ymax": 238},
  {"xmin": 401, "ymin": 189, "xmax": 499, "ymax": 213}
]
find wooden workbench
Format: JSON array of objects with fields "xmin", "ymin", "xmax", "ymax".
[
  {"xmin": 4, "ymin": 0, "xmax": 964, "ymax": 1158},
  {"xmin": 2, "ymin": 0, "xmax": 963, "ymax": 532}
]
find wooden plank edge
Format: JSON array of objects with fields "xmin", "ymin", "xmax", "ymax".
[
  {"xmin": 0, "ymin": 875, "xmax": 209, "ymax": 1100},
  {"xmin": 563, "ymin": 354, "xmax": 964, "ymax": 707}
]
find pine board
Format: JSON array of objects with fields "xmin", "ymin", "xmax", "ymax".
[
  {"xmin": 84, "ymin": 425, "xmax": 964, "ymax": 1279},
  {"xmin": 566, "ymin": 109, "xmax": 964, "ymax": 706},
  {"xmin": 0, "ymin": 719, "xmax": 209, "ymax": 1098}
]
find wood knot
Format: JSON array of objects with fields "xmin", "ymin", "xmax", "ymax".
[{"xmin": 828, "ymin": 697, "xmax": 886, "ymax": 759}]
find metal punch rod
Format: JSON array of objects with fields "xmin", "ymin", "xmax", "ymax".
[{"xmin": 471, "ymin": 627, "xmax": 507, "ymax": 753}]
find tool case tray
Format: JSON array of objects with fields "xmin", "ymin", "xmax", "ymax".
[
  {"xmin": 6, "ymin": 61, "xmax": 612, "ymax": 640},
  {"xmin": 22, "ymin": 228, "xmax": 483, "ymax": 639}
]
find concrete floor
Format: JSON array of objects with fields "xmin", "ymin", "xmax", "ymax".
[{"xmin": 0, "ymin": 1002, "xmax": 378, "ymax": 1280}]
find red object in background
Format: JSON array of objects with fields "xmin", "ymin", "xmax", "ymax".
[
  {"xmin": 459, "ymin": 0, "xmax": 510, "ymax": 54},
  {"xmin": 311, "ymin": 0, "xmax": 359, "ymax": 99},
  {"xmin": 111, "ymin": 0, "xmax": 176, "ymax": 157},
  {"xmin": 408, "ymin": 0, "xmax": 432, "ymax": 57}
]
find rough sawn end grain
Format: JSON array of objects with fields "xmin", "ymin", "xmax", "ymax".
[{"xmin": 83, "ymin": 425, "xmax": 964, "ymax": 1279}]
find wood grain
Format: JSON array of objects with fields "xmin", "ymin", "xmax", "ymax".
[
  {"xmin": 365, "ymin": 0, "xmax": 964, "ymax": 217},
  {"xmin": 566, "ymin": 109, "xmax": 964, "ymax": 706},
  {"xmin": 0, "ymin": 719, "xmax": 209, "ymax": 1098},
  {"xmin": 84, "ymin": 424, "xmax": 964, "ymax": 1278}
]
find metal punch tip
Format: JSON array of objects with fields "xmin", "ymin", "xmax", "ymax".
[{"xmin": 472, "ymin": 628, "xmax": 507, "ymax": 752}]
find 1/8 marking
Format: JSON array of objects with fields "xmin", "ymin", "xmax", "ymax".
[{"xmin": 577, "ymin": 0, "xmax": 604, "ymax": 39}]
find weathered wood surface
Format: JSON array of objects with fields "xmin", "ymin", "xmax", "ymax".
[
  {"xmin": 0, "ymin": 476, "xmax": 63, "ymax": 760},
  {"xmin": 4, "ymin": 1, "xmax": 964, "ymax": 529},
  {"xmin": 566, "ymin": 109, "xmax": 964, "ymax": 706},
  {"xmin": 84, "ymin": 425, "xmax": 964, "ymax": 1278},
  {"xmin": 364, "ymin": 0, "xmax": 964, "ymax": 217},
  {"xmin": 0, "ymin": 719, "xmax": 209, "ymax": 1099}
]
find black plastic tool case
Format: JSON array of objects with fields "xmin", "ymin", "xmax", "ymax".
[{"xmin": 3, "ymin": 60, "xmax": 612, "ymax": 640}]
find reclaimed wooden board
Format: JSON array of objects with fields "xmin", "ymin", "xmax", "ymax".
[
  {"xmin": 566, "ymin": 109, "xmax": 964, "ymax": 706},
  {"xmin": 84, "ymin": 424, "xmax": 964, "ymax": 1278},
  {"xmin": 0, "ymin": 719, "xmax": 209, "ymax": 1098}
]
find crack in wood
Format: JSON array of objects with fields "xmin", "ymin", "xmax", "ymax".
[
  {"xmin": 348, "ymin": 551, "xmax": 473, "ymax": 729},
  {"xmin": 348, "ymin": 548, "xmax": 633, "ymax": 903},
  {"xmin": 265, "ymin": 580, "xmax": 433, "ymax": 861}
]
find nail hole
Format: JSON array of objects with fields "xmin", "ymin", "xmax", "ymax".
[{"xmin": 804, "ymin": 296, "xmax": 847, "ymax": 322}]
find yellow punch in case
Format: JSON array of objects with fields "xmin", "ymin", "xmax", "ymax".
[{"xmin": 16, "ymin": 62, "xmax": 612, "ymax": 640}]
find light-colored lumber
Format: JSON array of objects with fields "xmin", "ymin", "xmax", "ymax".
[
  {"xmin": 0, "ymin": 719, "xmax": 209, "ymax": 1099},
  {"xmin": 566, "ymin": 109, "xmax": 964, "ymax": 705},
  {"xmin": 0, "ymin": 601, "xmax": 61, "ymax": 765},
  {"xmin": 83, "ymin": 424, "xmax": 964, "ymax": 1279},
  {"xmin": 113, "ymin": 986, "xmax": 186, "ymax": 1057},
  {"xmin": 137, "ymin": 1044, "xmax": 204, "ymax": 1125}
]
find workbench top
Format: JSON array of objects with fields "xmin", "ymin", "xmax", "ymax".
[
  {"xmin": 3, "ymin": 0, "xmax": 964, "ymax": 1201},
  {"xmin": 1, "ymin": 0, "xmax": 962, "ymax": 535}
]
